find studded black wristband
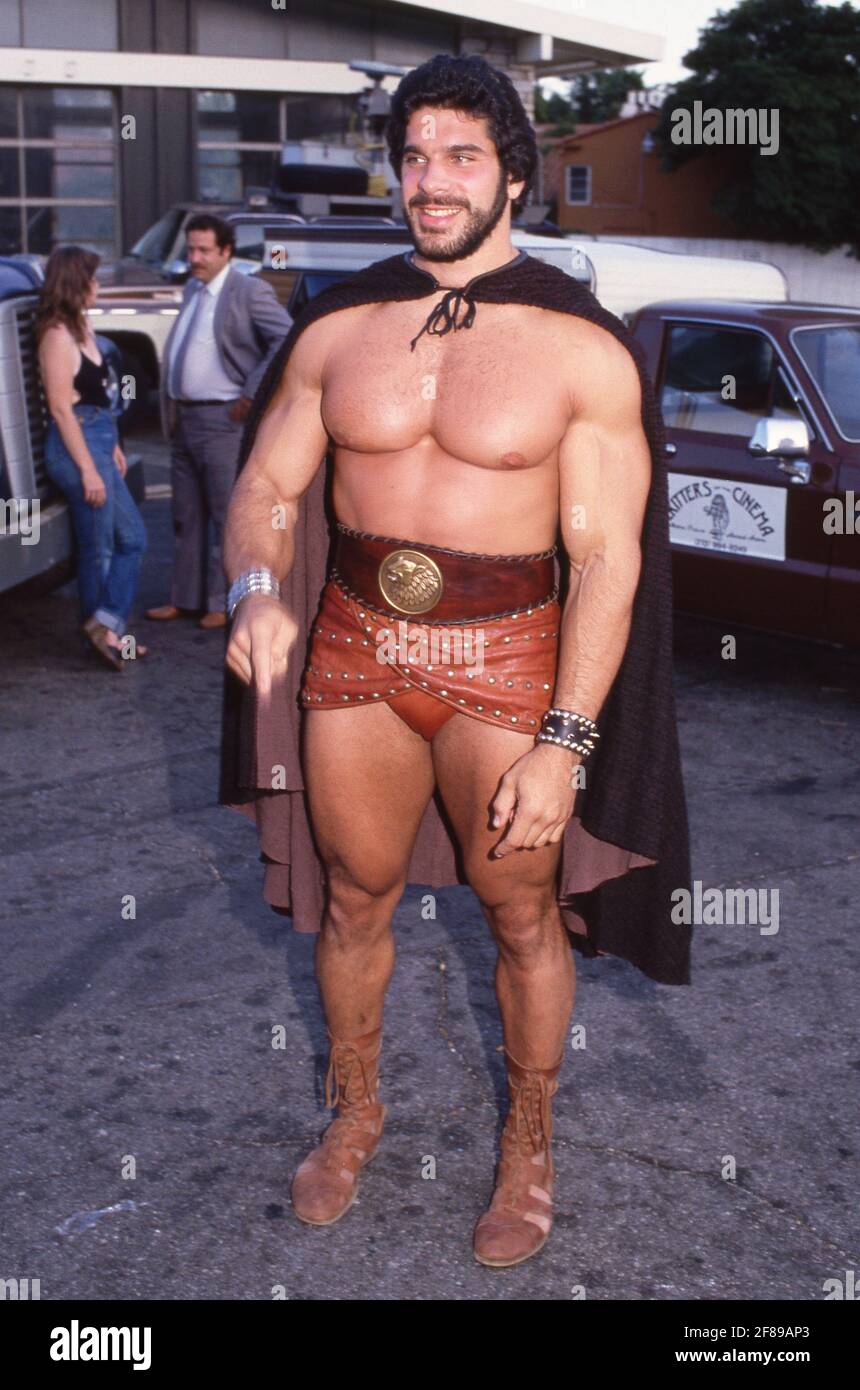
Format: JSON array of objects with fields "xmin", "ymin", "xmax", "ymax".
[{"xmin": 535, "ymin": 708, "xmax": 600, "ymax": 758}]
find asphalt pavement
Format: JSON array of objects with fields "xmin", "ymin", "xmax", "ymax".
[{"xmin": 1, "ymin": 417, "xmax": 858, "ymax": 1301}]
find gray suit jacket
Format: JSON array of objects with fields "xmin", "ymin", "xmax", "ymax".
[{"xmin": 159, "ymin": 265, "xmax": 292, "ymax": 438}]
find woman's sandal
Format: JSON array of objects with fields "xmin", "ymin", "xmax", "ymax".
[{"xmin": 81, "ymin": 617, "xmax": 124, "ymax": 671}]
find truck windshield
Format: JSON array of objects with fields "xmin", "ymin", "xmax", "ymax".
[
  {"xmin": 303, "ymin": 272, "xmax": 348, "ymax": 299},
  {"xmin": 129, "ymin": 209, "xmax": 185, "ymax": 264},
  {"xmin": 793, "ymin": 325, "xmax": 860, "ymax": 441}
]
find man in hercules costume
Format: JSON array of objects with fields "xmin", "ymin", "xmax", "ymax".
[{"xmin": 220, "ymin": 54, "xmax": 692, "ymax": 1268}]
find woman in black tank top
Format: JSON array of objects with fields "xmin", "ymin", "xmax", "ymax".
[
  {"xmin": 71, "ymin": 346, "xmax": 111, "ymax": 409},
  {"xmin": 36, "ymin": 244, "xmax": 148, "ymax": 668}
]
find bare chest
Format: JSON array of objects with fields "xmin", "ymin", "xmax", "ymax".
[{"xmin": 320, "ymin": 300, "xmax": 573, "ymax": 471}]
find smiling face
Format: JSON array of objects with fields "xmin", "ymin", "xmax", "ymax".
[{"xmin": 400, "ymin": 106, "xmax": 524, "ymax": 263}]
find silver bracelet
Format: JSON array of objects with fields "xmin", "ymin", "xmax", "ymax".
[{"xmin": 226, "ymin": 567, "xmax": 281, "ymax": 620}]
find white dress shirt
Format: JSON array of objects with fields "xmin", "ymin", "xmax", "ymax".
[{"xmin": 168, "ymin": 261, "xmax": 241, "ymax": 401}]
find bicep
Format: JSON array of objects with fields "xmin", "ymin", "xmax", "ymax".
[
  {"xmin": 241, "ymin": 325, "xmax": 329, "ymax": 509},
  {"xmin": 557, "ymin": 334, "xmax": 650, "ymax": 571}
]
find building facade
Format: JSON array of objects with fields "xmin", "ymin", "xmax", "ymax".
[
  {"xmin": 558, "ymin": 111, "xmax": 742, "ymax": 238},
  {"xmin": 0, "ymin": 0, "xmax": 663, "ymax": 258}
]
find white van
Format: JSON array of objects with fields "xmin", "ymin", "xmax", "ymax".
[
  {"xmin": 254, "ymin": 221, "xmax": 788, "ymax": 322},
  {"xmin": 566, "ymin": 239, "xmax": 788, "ymax": 320}
]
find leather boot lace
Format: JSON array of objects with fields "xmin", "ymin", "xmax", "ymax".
[
  {"xmin": 324, "ymin": 1041, "xmax": 377, "ymax": 1111},
  {"xmin": 498, "ymin": 1072, "xmax": 555, "ymax": 1211},
  {"xmin": 317, "ymin": 1040, "xmax": 382, "ymax": 1175}
]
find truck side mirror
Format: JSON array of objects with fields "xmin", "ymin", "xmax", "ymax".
[{"xmin": 748, "ymin": 417, "xmax": 810, "ymax": 457}]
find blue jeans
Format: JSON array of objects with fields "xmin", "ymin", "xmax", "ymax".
[{"xmin": 44, "ymin": 405, "xmax": 147, "ymax": 634}]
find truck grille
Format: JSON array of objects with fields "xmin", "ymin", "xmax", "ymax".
[{"xmin": 15, "ymin": 302, "xmax": 53, "ymax": 501}]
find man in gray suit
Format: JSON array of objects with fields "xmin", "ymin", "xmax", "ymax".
[{"xmin": 148, "ymin": 213, "xmax": 291, "ymax": 629}]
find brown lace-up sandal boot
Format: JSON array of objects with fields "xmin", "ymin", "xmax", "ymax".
[
  {"xmin": 473, "ymin": 1048, "xmax": 564, "ymax": 1268},
  {"xmin": 291, "ymin": 1024, "xmax": 386, "ymax": 1226}
]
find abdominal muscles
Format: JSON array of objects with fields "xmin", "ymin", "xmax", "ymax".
[{"xmin": 331, "ymin": 434, "xmax": 560, "ymax": 554}]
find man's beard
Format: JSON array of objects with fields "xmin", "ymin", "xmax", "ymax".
[{"xmin": 408, "ymin": 168, "xmax": 511, "ymax": 263}]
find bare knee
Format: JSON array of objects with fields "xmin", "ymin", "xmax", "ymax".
[
  {"xmin": 481, "ymin": 889, "xmax": 562, "ymax": 966},
  {"xmin": 323, "ymin": 858, "xmax": 405, "ymax": 945}
]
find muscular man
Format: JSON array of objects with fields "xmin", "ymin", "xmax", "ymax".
[{"xmin": 221, "ymin": 55, "xmax": 689, "ymax": 1268}]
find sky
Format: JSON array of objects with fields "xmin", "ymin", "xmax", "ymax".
[{"xmin": 530, "ymin": 0, "xmax": 858, "ymax": 86}]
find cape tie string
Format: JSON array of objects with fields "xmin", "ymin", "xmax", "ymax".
[{"xmin": 409, "ymin": 286, "xmax": 478, "ymax": 351}]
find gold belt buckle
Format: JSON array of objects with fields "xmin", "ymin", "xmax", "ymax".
[{"xmin": 377, "ymin": 548, "xmax": 444, "ymax": 615}]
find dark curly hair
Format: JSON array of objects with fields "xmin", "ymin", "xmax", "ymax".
[
  {"xmin": 185, "ymin": 212, "xmax": 236, "ymax": 255},
  {"xmin": 385, "ymin": 54, "xmax": 537, "ymax": 216}
]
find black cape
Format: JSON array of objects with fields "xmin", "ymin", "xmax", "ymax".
[{"xmin": 219, "ymin": 249, "xmax": 693, "ymax": 985}]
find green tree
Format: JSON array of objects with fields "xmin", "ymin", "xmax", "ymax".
[
  {"xmin": 534, "ymin": 68, "xmax": 645, "ymax": 135},
  {"xmin": 534, "ymin": 85, "xmax": 578, "ymax": 134},
  {"xmin": 653, "ymin": 0, "xmax": 860, "ymax": 252},
  {"xmin": 571, "ymin": 68, "xmax": 645, "ymax": 124}
]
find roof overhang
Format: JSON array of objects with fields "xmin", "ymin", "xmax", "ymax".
[
  {"xmin": 0, "ymin": 49, "xmax": 407, "ymax": 92},
  {"xmin": 0, "ymin": 3, "xmax": 664, "ymax": 90},
  {"xmin": 387, "ymin": 0, "xmax": 665, "ymax": 75}
]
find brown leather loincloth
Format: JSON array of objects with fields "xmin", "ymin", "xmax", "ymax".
[{"xmin": 300, "ymin": 529, "xmax": 561, "ymax": 741}]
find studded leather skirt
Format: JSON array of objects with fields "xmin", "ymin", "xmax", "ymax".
[{"xmin": 300, "ymin": 528, "xmax": 561, "ymax": 742}]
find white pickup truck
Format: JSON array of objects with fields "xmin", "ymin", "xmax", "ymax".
[{"xmin": 89, "ymin": 211, "xmax": 787, "ymax": 401}]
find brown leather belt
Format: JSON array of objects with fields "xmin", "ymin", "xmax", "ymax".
[{"xmin": 331, "ymin": 523, "xmax": 557, "ymax": 624}]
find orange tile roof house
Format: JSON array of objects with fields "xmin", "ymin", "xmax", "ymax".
[{"xmin": 558, "ymin": 111, "xmax": 740, "ymax": 237}]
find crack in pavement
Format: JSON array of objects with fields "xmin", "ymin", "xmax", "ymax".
[
  {"xmin": 0, "ymin": 746, "xmax": 222, "ymax": 804},
  {"xmin": 133, "ymin": 989, "xmax": 238, "ymax": 1012},
  {"xmin": 1, "ymin": 851, "xmax": 251, "ymax": 922},
  {"xmin": 433, "ymin": 944, "xmax": 495, "ymax": 1107},
  {"xmin": 554, "ymin": 1138, "xmax": 859, "ymax": 1267},
  {"xmin": 432, "ymin": 934, "xmax": 858, "ymax": 1264},
  {"xmin": 2, "ymin": 985, "xmax": 244, "ymax": 1034},
  {"xmin": 708, "ymin": 850, "xmax": 860, "ymax": 888}
]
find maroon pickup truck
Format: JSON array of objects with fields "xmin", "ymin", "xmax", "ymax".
[{"xmin": 630, "ymin": 300, "xmax": 860, "ymax": 646}]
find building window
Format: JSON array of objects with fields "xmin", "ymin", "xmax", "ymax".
[
  {"xmin": 0, "ymin": 87, "xmax": 117, "ymax": 257},
  {"xmin": 21, "ymin": 0, "xmax": 118, "ymax": 51},
  {"xmin": 565, "ymin": 165, "xmax": 591, "ymax": 205},
  {"xmin": 195, "ymin": 91, "xmax": 283, "ymax": 204}
]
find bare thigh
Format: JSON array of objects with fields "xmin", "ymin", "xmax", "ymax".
[
  {"xmin": 301, "ymin": 700, "xmax": 436, "ymax": 896},
  {"xmin": 431, "ymin": 713, "xmax": 562, "ymax": 908}
]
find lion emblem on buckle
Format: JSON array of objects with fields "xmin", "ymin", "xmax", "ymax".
[{"xmin": 377, "ymin": 549, "xmax": 444, "ymax": 615}]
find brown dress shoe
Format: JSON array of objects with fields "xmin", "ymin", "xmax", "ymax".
[
  {"xmin": 198, "ymin": 610, "xmax": 227, "ymax": 630},
  {"xmin": 145, "ymin": 603, "xmax": 196, "ymax": 622},
  {"xmin": 473, "ymin": 1048, "xmax": 563, "ymax": 1268},
  {"xmin": 291, "ymin": 1025, "xmax": 386, "ymax": 1226}
]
